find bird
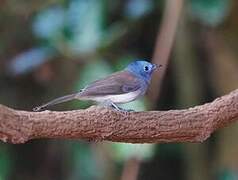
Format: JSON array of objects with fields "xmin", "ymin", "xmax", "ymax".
[{"xmin": 33, "ymin": 60, "xmax": 161, "ymax": 112}]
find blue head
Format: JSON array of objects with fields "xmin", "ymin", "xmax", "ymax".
[{"xmin": 125, "ymin": 60, "xmax": 159, "ymax": 83}]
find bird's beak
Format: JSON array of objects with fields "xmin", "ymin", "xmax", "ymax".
[{"xmin": 152, "ymin": 64, "xmax": 162, "ymax": 70}]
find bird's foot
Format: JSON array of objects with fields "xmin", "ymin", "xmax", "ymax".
[
  {"xmin": 109, "ymin": 102, "xmax": 134, "ymax": 112},
  {"xmin": 116, "ymin": 106, "xmax": 135, "ymax": 112},
  {"xmin": 33, "ymin": 106, "xmax": 43, "ymax": 112},
  {"xmin": 99, "ymin": 101, "xmax": 134, "ymax": 112}
]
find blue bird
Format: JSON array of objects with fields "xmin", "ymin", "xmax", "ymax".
[{"xmin": 33, "ymin": 60, "xmax": 161, "ymax": 111}]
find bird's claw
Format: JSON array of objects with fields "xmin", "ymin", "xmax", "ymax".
[{"xmin": 115, "ymin": 106, "xmax": 134, "ymax": 112}]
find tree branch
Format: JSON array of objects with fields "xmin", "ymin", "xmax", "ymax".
[
  {"xmin": 0, "ymin": 89, "xmax": 238, "ymax": 144},
  {"xmin": 149, "ymin": 0, "xmax": 184, "ymax": 103}
]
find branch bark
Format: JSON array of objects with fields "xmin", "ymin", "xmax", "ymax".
[{"xmin": 0, "ymin": 89, "xmax": 238, "ymax": 144}]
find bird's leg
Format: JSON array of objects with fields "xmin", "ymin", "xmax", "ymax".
[
  {"xmin": 110, "ymin": 102, "xmax": 122, "ymax": 111},
  {"xmin": 111, "ymin": 103, "xmax": 135, "ymax": 112},
  {"xmin": 98, "ymin": 100, "xmax": 112, "ymax": 108},
  {"xmin": 99, "ymin": 100, "xmax": 121, "ymax": 111},
  {"xmin": 116, "ymin": 106, "xmax": 135, "ymax": 112},
  {"xmin": 99, "ymin": 100, "xmax": 134, "ymax": 112}
]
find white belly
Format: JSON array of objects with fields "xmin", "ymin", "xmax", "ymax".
[{"xmin": 89, "ymin": 90, "xmax": 142, "ymax": 104}]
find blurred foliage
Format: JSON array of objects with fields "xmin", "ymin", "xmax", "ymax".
[
  {"xmin": 124, "ymin": 0, "xmax": 153, "ymax": 19},
  {"xmin": 189, "ymin": 0, "xmax": 231, "ymax": 26},
  {"xmin": 111, "ymin": 143, "xmax": 154, "ymax": 161},
  {"xmin": 69, "ymin": 142, "xmax": 100, "ymax": 180},
  {"xmin": 0, "ymin": 0, "xmax": 238, "ymax": 180},
  {"xmin": 0, "ymin": 146, "xmax": 11, "ymax": 180}
]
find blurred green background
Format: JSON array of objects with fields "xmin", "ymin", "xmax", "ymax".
[{"xmin": 0, "ymin": 0, "xmax": 238, "ymax": 180}]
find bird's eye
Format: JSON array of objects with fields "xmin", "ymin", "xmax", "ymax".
[{"xmin": 144, "ymin": 66, "xmax": 149, "ymax": 72}]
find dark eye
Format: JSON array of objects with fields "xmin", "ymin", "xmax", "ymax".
[{"xmin": 144, "ymin": 66, "xmax": 149, "ymax": 71}]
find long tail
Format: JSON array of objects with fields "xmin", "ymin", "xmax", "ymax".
[{"xmin": 33, "ymin": 93, "xmax": 78, "ymax": 111}]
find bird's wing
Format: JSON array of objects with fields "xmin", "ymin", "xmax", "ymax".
[{"xmin": 79, "ymin": 71, "xmax": 142, "ymax": 97}]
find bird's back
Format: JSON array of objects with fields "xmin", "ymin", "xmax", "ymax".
[{"xmin": 77, "ymin": 70, "xmax": 146, "ymax": 102}]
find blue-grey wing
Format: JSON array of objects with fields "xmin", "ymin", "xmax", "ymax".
[{"xmin": 79, "ymin": 71, "xmax": 142, "ymax": 97}]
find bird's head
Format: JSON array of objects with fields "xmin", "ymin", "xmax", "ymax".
[{"xmin": 126, "ymin": 60, "xmax": 161, "ymax": 82}]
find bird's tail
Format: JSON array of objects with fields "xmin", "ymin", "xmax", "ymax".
[{"xmin": 33, "ymin": 93, "xmax": 78, "ymax": 112}]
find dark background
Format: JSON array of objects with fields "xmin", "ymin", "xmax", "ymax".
[{"xmin": 0, "ymin": 0, "xmax": 238, "ymax": 180}]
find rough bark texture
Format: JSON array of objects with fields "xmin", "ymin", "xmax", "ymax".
[{"xmin": 0, "ymin": 89, "xmax": 238, "ymax": 144}]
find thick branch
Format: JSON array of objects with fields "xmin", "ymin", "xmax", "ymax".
[{"xmin": 0, "ymin": 89, "xmax": 238, "ymax": 144}]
